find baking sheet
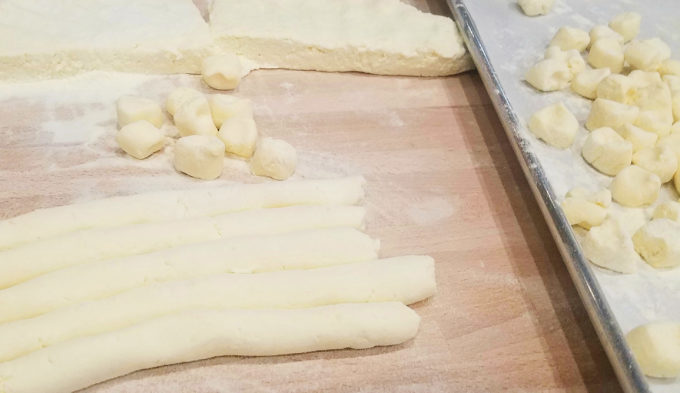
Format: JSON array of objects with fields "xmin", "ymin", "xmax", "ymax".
[{"xmin": 449, "ymin": 0, "xmax": 680, "ymax": 392}]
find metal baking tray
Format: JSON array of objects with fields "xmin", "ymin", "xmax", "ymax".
[{"xmin": 446, "ymin": 1, "xmax": 670, "ymax": 392}]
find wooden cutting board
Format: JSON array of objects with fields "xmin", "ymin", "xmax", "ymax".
[{"xmin": 0, "ymin": 0, "xmax": 622, "ymax": 391}]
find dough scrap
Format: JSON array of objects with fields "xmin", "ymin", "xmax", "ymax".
[
  {"xmin": 0, "ymin": 256, "xmax": 434, "ymax": 362},
  {"xmin": 209, "ymin": 0, "xmax": 472, "ymax": 77},
  {"xmin": 0, "ymin": 176, "xmax": 366, "ymax": 249},
  {"xmin": 0, "ymin": 303, "xmax": 420, "ymax": 393}
]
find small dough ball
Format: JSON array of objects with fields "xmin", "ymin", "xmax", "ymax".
[
  {"xmin": 596, "ymin": 74, "xmax": 635, "ymax": 104},
  {"xmin": 586, "ymin": 98, "xmax": 639, "ymax": 131},
  {"xmin": 653, "ymin": 201, "xmax": 680, "ymax": 222},
  {"xmin": 517, "ymin": 0, "xmax": 554, "ymax": 16},
  {"xmin": 550, "ymin": 27, "xmax": 590, "ymax": 52},
  {"xmin": 571, "ymin": 68, "xmax": 611, "ymax": 99},
  {"xmin": 544, "ymin": 46, "xmax": 586, "ymax": 76},
  {"xmin": 581, "ymin": 127, "xmax": 633, "ymax": 176},
  {"xmin": 664, "ymin": 75, "xmax": 680, "ymax": 94},
  {"xmin": 202, "ymin": 54, "xmax": 243, "ymax": 91},
  {"xmin": 116, "ymin": 95, "xmax": 164, "ymax": 128},
  {"xmin": 115, "ymin": 120, "xmax": 165, "ymax": 159},
  {"xmin": 217, "ymin": 116, "xmax": 258, "ymax": 158},
  {"xmin": 659, "ymin": 59, "xmax": 680, "ymax": 76},
  {"xmin": 561, "ymin": 187, "xmax": 610, "ymax": 229},
  {"xmin": 627, "ymin": 323, "xmax": 680, "ymax": 378},
  {"xmin": 608, "ymin": 12, "xmax": 641, "ymax": 43},
  {"xmin": 587, "ymin": 38, "xmax": 624, "ymax": 73},
  {"xmin": 581, "ymin": 218, "xmax": 638, "ymax": 273},
  {"xmin": 634, "ymin": 81, "xmax": 673, "ymax": 111},
  {"xmin": 166, "ymin": 87, "xmax": 203, "ymax": 117},
  {"xmin": 208, "ymin": 95, "xmax": 254, "ymax": 128},
  {"xmin": 525, "ymin": 59, "xmax": 572, "ymax": 91},
  {"xmin": 632, "ymin": 146, "xmax": 678, "ymax": 183},
  {"xmin": 527, "ymin": 102, "xmax": 578, "ymax": 148},
  {"xmin": 625, "ymin": 38, "xmax": 672, "ymax": 72},
  {"xmin": 610, "ymin": 165, "xmax": 661, "ymax": 207},
  {"xmin": 616, "ymin": 123, "xmax": 658, "ymax": 152},
  {"xmin": 635, "ymin": 110, "xmax": 674, "ymax": 137},
  {"xmin": 633, "ymin": 219, "xmax": 680, "ymax": 268},
  {"xmin": 250, "ymin": 137, "xmax": 297, "ymax": 180},
  {"xmin": 174, "ymin": 96, "xmax": 218, "ymax": 137},
  {"xmin": 173, "ymin": 135, "xmax": 225, "ymax": 180}
]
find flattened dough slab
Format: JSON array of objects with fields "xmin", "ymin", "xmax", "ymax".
[{"xmin": 0, "ymin": 303, "xmax": 420, "ymax": 393}]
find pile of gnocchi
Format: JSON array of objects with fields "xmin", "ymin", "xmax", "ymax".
[
  {"xmin": 524, "ymin": 13, "xmax": 680, "ymax": 275},
  {"xmin": 114, "ymin": 54, "xmax": 297, "ymax": 181}
]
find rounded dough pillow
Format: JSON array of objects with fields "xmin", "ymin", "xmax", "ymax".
[
  {"xmin": 173, "ymin": 135, "xmax": 225, "ymax": 180},
  {"xmin": 174, "ymin": 96, "xmax": 218, "ymax": 137},
  {"xmin": 585, "ymin": 98, "xmax": 639, "ymax": 131},
  {"xmin": 166, "ymin": 88, "xmax": 203, "ymax": 116},
  {"xmin": 550, "ymin": 27, "xmax": 590, "ymax": 52},
  {"xmin": 250, "ymin": 137, "xmax": 297, "ymax": 180},
  {"xmin": 525, "ymin": 59, "xmax": 571, "ymax": 91},
  {"xmin": 632, "ymin": 219, "xmax": 680, "ymax": 268},
  {"xmin": 588, "ymin": 38, "xmax": 624, "ymax": 74},
  {"xmin": 632, "ymin": 146, "xmax": 678, "ymax": 183},
  {"xmin": 571, "ymin": 68, "xmax": 610, "ymax": 100},
  {"xmin": 517, "ymin": 0, "xmax": 554, "ymax": 16},
  {"xmin": 202, "ymin": 54, "xmax": 243, "ymax": 90},
  {"xmin": 528, "ymin": 102, "xmax": 578, "ymax": 148},
  {"xmin": 217, "ymin": 116, "xmax": 258, "ymax": 158},
  {"xmin": 627, "ymin": 323, "xmax": 680, "ymax": 378},
  {"xmin": 115, "ymin": 120, "xmax": 165, "ymax": 160},
  {"xmin": 208, "ymin": 95, "xmax": 253, "ymax": 128},
  {"xmin": 608, "ymin": 12, "xmax": 641, "ymax": 43},
  {"xmin": 581, "ymin": 127, "xmax": 632, "ymax": 176},
  {"xmin": 116, "ymin": 96, "xmax": 164, "ymax": 128}
]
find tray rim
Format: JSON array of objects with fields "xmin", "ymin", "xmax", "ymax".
[{"xmin": 446, "ymin": 1, "xmax": 649, "ymax": 392}]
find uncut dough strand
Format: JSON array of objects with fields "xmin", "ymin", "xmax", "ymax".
[
  {"xmin": 0, "ymin": 205, "xmax": 366, "ymax": 289},
  {"xmin": 0, "ymin": 176, "xmax": 365, "ymax": 249},
  {"xmin": 0, "ymin": 228, "xmax": 379, "ymax": 323},
  {"xmin": 0, "ymin": 303, "xmax": 420, "ymax": 393},
  {"xmin": 0, "ymin": 256, "xmax": 434, "ymax": 362}
]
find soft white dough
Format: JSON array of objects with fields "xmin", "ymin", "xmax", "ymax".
[
  {"xmin": 0, "ymin": 176, "xmax": 366, "ymax": 249},
  {"xmin": 0, "ymin": 227, "xmax": 378, "ymax": 323},
  {"xmin": 0, "ymin": 303, "xmax": 420, "ymax": 393},
  {"xmin": 0, "ymin": 256, "xmax": 434, "ymax": 362},
  {"xmin": 0, "ymin": 205, "xmax": 366, "ymax": 290}
]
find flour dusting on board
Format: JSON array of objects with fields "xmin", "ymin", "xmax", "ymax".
[{"xmin": 465, "ymin": 1, "xmax": 680, "ymax": 391}]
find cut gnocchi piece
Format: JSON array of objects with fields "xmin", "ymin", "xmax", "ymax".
[
  {"xmin": 610, "ymin": 165, "xmax": 661, "ymax": 207},
  {"xmin": 596, "ymin": 74, "xmax": 635, "ymax": 104},
  {"xmin": 625, "ymin": 38, "xmax": 672, "ymax": 71},
  {"xmin": 217, "ymin": 116, "xmax": 258, "ymax": 158},
  {"xmin": 202, "ymin": 54, "xmax": 243, "ymax": 91},
  {"xmin": 527, "ymin": 102, "xmax": 578, "ymax": 148},
  {"xmin": 581, "ymin": 218, "xmax": 638, "ymax": 273},
  {"xmin": 626, "ymin": 323, "xmax": 680, "ymax": 378},
  {"xmin": 525, "ymin": 59, "xmax": 572, "ymax": 91},
  {"xmin": 632, "ymin": 146, "xmax": 678, "ymax": 183},
  {"xmin": 250, "ymin": 137, "xmax": 298, "ymax": 180},
  {"xmin": 586, "ymin": 98, "xmax": 639, "ymax": 131},
  {"xmin": 588, "ymin": 38, "xmax": 624, "ymax": 73},
  {"xmin": 653, "ymin": 201, "xmax": 680, "ymax": 222},
  {"xmin": 550, "ymin": 27, "xmax": 590, "ymax": 52},
  {"xmin": 561, "ymin": 187, "xmax": 611, "ymax": 229},
  {"xmin": 633, "ymin": 219, "xmax": 680, "ymax": 268},
  {"xmin": 173, "ymin": 135, "xmax": 225, "ymax": 180},
  {"xmin": 582, "ymin": 127, "xmax": 633, "ymax": 176},
  {"xmin": 629, "ymin": 70, "xmax": 663, "ymax": 88},
  {"xmin": 544, "ymin": 46, "xmax": 586, "ymax": 76},
  {"xmin": 208, "ymin": 95, "xmax": 254, "ymax": 129},
  {"xmin": 116, "ymin": 96, "xmax": 164, "ymax": 128},
  {"xmin": 517, "ymin": 0, "xmax": 554, "ymax": 16},
  {"xmin": 616, "ymin": 123, "xmax": 658, "ymax": 153},
  {"xmin": 589, "ymin": 25, "xmax": 624, "ymax": 46},
  {"xmin": 608, "ymin": 12, "xmax": 641, "ymax": 43},
  {"xmin": 571, "ymin": 68, "xmax": 611, "ymax": 99},
  {"xmin": 165, "ymin": 88, "xmax": 203, "ymax": 117},
  {"xmin": 659, "ymin": 59, "xmax": 680, "ymax": 76},
  {"xmin": 115, "ymin": 120, "xmax": 165, "ymax": 160},
  {"xmin": 174, "ymin": 96, "xmax": 219, "ymax": 137}
]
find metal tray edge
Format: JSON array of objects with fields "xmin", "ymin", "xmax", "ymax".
[{"xmin": 446, "ymin": 1, "xmax": 649, "ymax": 392}]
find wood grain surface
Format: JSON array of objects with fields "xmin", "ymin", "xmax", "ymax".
[{"xmin": 0, "ymin": 0, "xmax": 623, "ymax": 392}]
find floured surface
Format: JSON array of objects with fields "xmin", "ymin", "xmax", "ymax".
[
  {"xmin": 0, "ymin": 0, "xmax": 623, "ymax": 391},
  {"xmin": 463, "ymin": 0, "xmax": 680, "ymax": 391}
]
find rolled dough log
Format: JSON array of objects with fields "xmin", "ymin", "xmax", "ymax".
[
  {"xmin": 0, "ymin": 176, "xmax": 365, "ymax": 249},
  {"xmin": 0, "ymin": 228, "xmax": 379, "ymax": 323},
  {"xmin": 0, "ymin": 205, "xmax": 365, "ymax": 289},
  {"xmin": 0, "ymin": 256, "xmax": 434, "ymax": 362},
  {"xmin": 0, "ymin": 302, "xmax": 419, "ymax": 393}
]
